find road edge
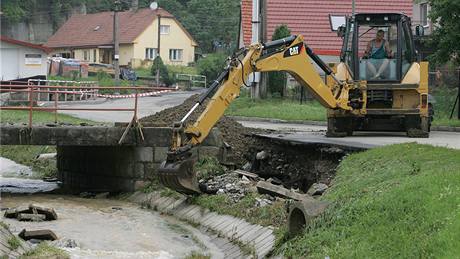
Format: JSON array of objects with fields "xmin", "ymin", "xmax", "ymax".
[{"xmin": 229, "ymin": 116, "xmax": 460, "ymax": 132}]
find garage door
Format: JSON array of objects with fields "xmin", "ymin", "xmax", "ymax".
[{"xmin": 0, "ymin": 48, "xmax": 19, "ymax": 81}]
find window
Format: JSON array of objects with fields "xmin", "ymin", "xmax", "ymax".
[
  {"xmin": 83, "ymin": 50, "xmax": 88, "ymax": 61},
  {"xmin": 145, "ymin": 48, "xmax": 158, "ymax": 60},
  {"xmin": 169, "ymin": 49, "xmax": 183, "ymax": 61},
  {"xmin": 160, "ymin": 25, "xmax": 170, "ymax": 35},
  {"xmin": 93, "ymin": 49, "xmax": 97, "ymax": 63},
  {"xmin": 421, "ymin": 3, "xmax": 428, "ymax": 26}
]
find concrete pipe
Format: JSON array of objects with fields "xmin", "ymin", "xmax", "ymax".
[{"xmin": 287, "ymin": 199, "xmax": 329, "ymax": 237}]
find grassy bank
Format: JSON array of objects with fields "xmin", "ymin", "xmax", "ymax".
[
  {"xmin": 281, "ymin": 143, "xmax": 460, "ymax": 258},
  {"xmin": 226, "ymin": 87, "xmax": 460, "ymax": 127},
  {"xmin": 1, "ymin": 110, "xmax": 95, "ymax": 125},
  {"xmin": 226, "ymin": 95, "xmax": 326, "ymax": 122},
  {"xmin": 431, "ymin": 85, "xmax": 460, "ymax": 126},
  {"xmin": 1, "ymin": 110, "xmax": 94, "ymax": 178}
]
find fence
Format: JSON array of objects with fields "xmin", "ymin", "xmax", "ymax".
[
  {"xmin": 176, "ymin": 74, "xmax": 207, "ymax": 88},
  {"xmin": 0, "ymin": 84, "xmax": 177, "ymax": 129},
  {"xmin": 27, "ymin": 79, "xmax": 99, "ymax": 102}
]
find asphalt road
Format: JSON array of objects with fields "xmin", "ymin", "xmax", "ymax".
[
  {"xmin": 57, "ymin": 88, "xmax": 205, "ymax": 123},
  {"xmin": 239, "ymin": 120, "xmax": 460, "ymax": 150}
]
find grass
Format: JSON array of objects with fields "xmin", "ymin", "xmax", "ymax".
[
  {"xmin": 194, "ymin": 156, "xmax": 225, "ymax": 180},
  {"xmin": 280, "ymin": 143, "xmax": 460, "ymax": 258},
  {"xmin": 0, "ymin": 221, "xmax": 9, "ymax": 230},
  {"xmin": 20, "ymin": 242, "xmax": 69, "ymax": 259},
  {"xmin": 191, "ymin": 192, "xmax": 286, "ymax": 228},
  {"xmin": 0, "ymin": 145, "xmax": 57, "ymax": 178},
  {"xmin": 183, "ymin": 251, "xmax": 211, "ymax": 259},
  {"xmin": 0, "ymin": 109, "xmax": 93, "ymax": 179},
  {"xmin": 0, "ymin": 110, "xmax": 95, "ymax": 125},
  {"xmin": 7, "ymin": 236, "xmax": 21, "ymax": 250},
  {"xmin": 225, "ymin": 86, "xmax": 460, "ymax": 127},
  {"xmin": 431, "ymin": 85, "xmax": 460, "ymax": 127},
  {"xmin": 226, "ymin": 94, "xmax": 326, "ymax": 122}
]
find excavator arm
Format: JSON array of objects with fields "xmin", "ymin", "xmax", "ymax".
[{"xmin": 159, "ymin": 35, "xmax": 362, "ymax": 194}]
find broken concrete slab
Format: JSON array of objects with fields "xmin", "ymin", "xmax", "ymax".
[
  {"xmin": 307, "ymin": 183, "xmax": 329, "ymax": 196},
  {"xmin": 234, "ymin": 169, "xmax": 259, "ymax": 180},
  {"xmin": 3, "ymin": 207, "xmax": 30, "ymax": 218},
  {"xmin": 30, "ymin": 205, "xmax": 58, "ymax": 221},
  {"xmin": 256, "ymin": 180, "xmax": 315, "ymax": 202},
  {"xmin": 17, "ymin": 214, "xmax": 46, "ymax": 222},
  {"xmin": 18, "ymin": 229, "xmax": 58, "ymax": 241}
]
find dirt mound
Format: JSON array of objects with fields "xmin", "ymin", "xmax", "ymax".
[{"xmin": 140, "ymin": 94, "xmax": 265, "ymax": 165}]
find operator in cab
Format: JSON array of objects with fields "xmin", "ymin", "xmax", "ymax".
[{"xmin": 364, "ymin": 29, "xmax": 393, "ymax": 79}]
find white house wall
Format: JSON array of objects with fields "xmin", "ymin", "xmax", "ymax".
[{"xmin": 0, "ymin": 41, "xmax": 48, "ymax": 81}]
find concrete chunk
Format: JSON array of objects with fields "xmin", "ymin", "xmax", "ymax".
[
  {"xmin": 256, "ymin": 180, "xmax": 315, "ymax": 202},
  {"xmin": 17, "ymin": 213, "xmax": 46, "ymax": 222},
  {"xmin": 18, "ymin": 229, "xmax": 58, "ymax": 241}
]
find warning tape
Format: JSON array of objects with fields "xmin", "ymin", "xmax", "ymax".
[{"xmin": 96, "ymin": 89, "xmax": 176, "ymax": 99}]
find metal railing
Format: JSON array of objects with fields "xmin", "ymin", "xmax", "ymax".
[
  {"xmin": 27, "ymin": 79, "xmax": 99, "ymax": 102},
  {"xmin": 176, "ymin": 74, "xmax": 207, "ymax": 88},
  {"xmin": 0, "ymin": 83, "xmax": 177, "ymax": 134}
]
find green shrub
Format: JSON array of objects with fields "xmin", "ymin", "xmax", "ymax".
[
  {"xmin": 196, "ymin": 53, "xmax": 227, "ymax": 82},
  {"xmin": 151, "ymin": 56, "xmax": 175, "ymax": 86}
]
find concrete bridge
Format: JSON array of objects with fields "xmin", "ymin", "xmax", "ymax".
[{"xmin": 0, "ymin": 124, "xmax": 226, "ymax": 192}]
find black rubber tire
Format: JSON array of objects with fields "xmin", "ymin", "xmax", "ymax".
[{"xmin": 326, "ymin": 117, "xmax": 352, "ymax": 138}]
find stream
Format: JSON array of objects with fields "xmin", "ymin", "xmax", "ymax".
[{"xmin": 0, "ymin": 157, "xmax": 223, "ymax": 258}]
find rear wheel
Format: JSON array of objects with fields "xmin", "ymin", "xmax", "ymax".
[
  {"xmin": 326, "ymin": 117, "xmax": 353, "ymax": 137},
  {"xmin": 406, "ymin": 115, "xmax": 429, "ymax": 138}
]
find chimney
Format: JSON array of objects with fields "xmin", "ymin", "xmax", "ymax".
[{"xmin": 131, "ymin": 0, "xmax": 139, "ymax": 11}]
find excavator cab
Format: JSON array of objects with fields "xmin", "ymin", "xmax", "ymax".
[
  {"xmin": 340, "ymin": 13, "xmax": 417, "ymax": 83},
  {"xmin": 325, "ymin": 13, "xmax": 430, "ymax": 137}
]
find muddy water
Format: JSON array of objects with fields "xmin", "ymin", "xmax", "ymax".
[
  {"xmin": 0, "ymin": 158, "xmax": 223, "ymax": 258},
  {"xmin": 0, "ymin": 157, "xmax": 59, "ymax": 193},
  {"xmin": 1, "ymin": 195, "xmax": 221, "ymax": 258}
]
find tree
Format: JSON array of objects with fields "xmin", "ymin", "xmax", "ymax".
[
  {"xmin": 268, "ymin": 25, "xmax": 291, "ymax": 97},
  {"xmin": 151, "ymin": 56, "xmax": 175, "ymax": 86},
  {"xmin": 428, "ymin": 0, "xmax": 460, "ymax": 66},
  {"xmin": 196, "ymin": 53, "xmax": 227, "ymax": 81}
]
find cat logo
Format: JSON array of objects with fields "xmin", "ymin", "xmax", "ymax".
[
  {"xmin": 289, "ymin": 46, "xmax": 299, "ymax": 55},
  {"xmin": 283, "ymin": 43, "xmax": 303, "ymax": 57}
]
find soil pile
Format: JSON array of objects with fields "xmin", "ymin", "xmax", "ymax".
[{"xmin": 140, "ymin": 95, "xmax": 266, "ymax": 165}]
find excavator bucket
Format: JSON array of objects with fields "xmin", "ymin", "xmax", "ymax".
[{"xmin": 158, "ymin": 158, "xmax": 201, "ymax": 194}]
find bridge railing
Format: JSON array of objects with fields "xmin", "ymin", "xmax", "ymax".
[{"xmin": 0, "ymin": 83, "xmax": 178, "ymax": 130}]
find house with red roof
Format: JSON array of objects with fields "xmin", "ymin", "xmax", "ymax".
[
  {"xmin": 45, "ymin": 8, "xmax": 197, "ymax": 68},
  {"xmin": 240, "ymin": 0, "xmax": 413, "ymax": 61},
  {"xmin": 0, "ymin": 36, "xmax": 51, "ymax": 81}
]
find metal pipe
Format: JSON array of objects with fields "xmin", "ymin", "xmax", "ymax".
[{"xmin": 180, "ymin": 103, "xmax": 199, "ymax": 123}]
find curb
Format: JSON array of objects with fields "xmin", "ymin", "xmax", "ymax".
[
  {"xmin": 230, "ymin": 116, "xmax": 460, "ymax": 132},
  {"xmin": 129, "ymin": 191, "xmax": 275, "ymax": 258},
  {"xmin": 229, "ymin": 116, "xmax": 327, "ymax": 126}
]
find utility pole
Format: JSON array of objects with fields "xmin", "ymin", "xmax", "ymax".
[
  {"xmin": 150, "ymin": 2, "xmax": 161, "ymax": 87},
  {"xmin": 156, "ymin": 14, "xmax": 161, "ymax": 87},
  {"xmin": 352, "ymin": 0, "xmax": 356, "ymax": 16},
  {"xmin": 113, "ymin": 0, "xmax": 121, "ymax": 86}
]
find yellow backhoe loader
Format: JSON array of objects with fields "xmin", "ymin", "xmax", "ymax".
[{"xmin": 159, "ymin": 13, "xmax": 431, "ymax": 194}]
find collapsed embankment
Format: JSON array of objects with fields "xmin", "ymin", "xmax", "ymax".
[{"xmin": 280, "ymin": 143, "xmax": 460, "ymax": 258}]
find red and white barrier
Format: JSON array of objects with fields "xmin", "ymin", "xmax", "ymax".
[{"xmin": 96, "ymin": 89, "xmax": 176, "ymax": 99}]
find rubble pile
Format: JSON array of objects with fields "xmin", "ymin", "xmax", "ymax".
[{"xmin": 199, "ymin": 172, "xmax": 254, "ymax": 202}]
